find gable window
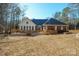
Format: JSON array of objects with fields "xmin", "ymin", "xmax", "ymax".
[{"xmin": 26, "ymin": 22, "xmax": 28, "ymax": 24}]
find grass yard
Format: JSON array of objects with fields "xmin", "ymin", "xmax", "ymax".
[{"xmin": 0, "ymin": 32, "xmax": 79, "ymax": 56}]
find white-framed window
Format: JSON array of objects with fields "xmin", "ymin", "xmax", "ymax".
[
  {"xmin": 29, "ymin": 26, "xmax": 31, "ymax": 30},
  {"xmin": 26, "ymin": 26, "xmax": 28, "ymax": 31},
  {"xmin": 32, "ymin": 26, "xmax": 34, "ymax": 30},
  {"xmin": 26, "ymin": 22, "xmax": 28, "ymax": 24},
  {"xmin": 24, "ymin": 26, "xmax": 25, "ymax": 30}
]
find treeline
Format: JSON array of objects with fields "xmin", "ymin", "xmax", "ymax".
[
  {"xmin": 0, "ymin": 3, "xmax": 79, "ymax": 33},
  {"xmin": 0, "ymin": 3, "xmax": 25, "ymax": 33},
  {"xmin": 54, "ymin": 3, "xmax": 79, "ymax": 29}
]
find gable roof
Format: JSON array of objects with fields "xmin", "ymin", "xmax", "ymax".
[
  {"xmin": 44, "ymin": 18, "xmax": 66, "ymax": 25},
  {"xmin": 32, "ymin": 19, "xmax": 47, "ymax": 25},
  {"xmin": 19, "ymin": 17, "xmax": 36, "ymax": 26}
]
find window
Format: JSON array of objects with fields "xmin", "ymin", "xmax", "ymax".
[
  {"xmin": 26, "ymin": 26, "xmax": 28, "ymax": 31},
  {"xmin": 26, "ymin": 22, "xmax": 28, "ymax": 24},
  {"xmin": 29, "ymin": 26, "xmax": 31, "ymax": 30},
  {"xmin": 32, "ymin": 26, "xmax": 34, "ymax": 30},
  {"xmin": 24, "ymin": 26, "xmax": 25, "ymax": 30}
]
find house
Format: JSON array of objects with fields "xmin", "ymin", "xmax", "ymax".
[
  {"xmin": 32, "ymin": 19, "xmax": 47, "ymax": 31},
  {"xmin": 43, "ymin": 18, "xmax": 69, "ymax": 33},
  {"xmin": 19, "ymin": 17, "xmax": 69, "ymax": 33},
  {"xmin": 19, "ymin": 17, "xmax": 36, "ymax": 32}
]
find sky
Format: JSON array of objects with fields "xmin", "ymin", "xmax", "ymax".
[{"xmin": 20, "ymin": 3, "xmax": 68, "ymax": 19}]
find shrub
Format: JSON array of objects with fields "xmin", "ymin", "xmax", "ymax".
[{"xmin": 26, "ymin": 31, "xmax": 32, "ymax": 36}]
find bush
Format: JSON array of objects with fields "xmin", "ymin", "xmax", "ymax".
[
  {"xmin": 64, "ymin": 32, "xmax": 72, "ymax": 34},
  {"xmin": 43, "ymin": 30, "xmax": 57, "ymax": 35},
  {"xmin": 26, "ymin": 31, "xmax": 32, "ymax": 36}
]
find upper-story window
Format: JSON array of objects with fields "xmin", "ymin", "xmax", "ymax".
[{"xmin": 26, "ymin": 22, "xmax": 28, "ymax": 24}]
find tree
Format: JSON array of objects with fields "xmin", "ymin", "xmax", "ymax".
[
  {"xmin": 54, "ymin": 12, "xmax": 64, "ymax": 22},
  {"xmin": 0, "ymin": 3, "xmax": 10, "ymax": 33},
  {"xmin": 15, "ymin": 6, "xmax": 21, "ymax": 30},
  {"xmin": 69, "ymin": 3, "xmax": 79, "ymax": 30},
  {"xmin": 54, "ymin": 12, "xmax": 61, "ymax": 19},
  {"xmin": 62, "ymin": 7, "xmax": 71, "ymax": 24},
  {"xmin": 54, "ymin": 7, "xmax": 71, "ymax": 24},
  {"xmin": 0, "ymin": 3, "xmax": 22, "ymax": 33}
]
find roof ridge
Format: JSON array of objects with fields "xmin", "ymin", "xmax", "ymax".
[
  {"xmin": 32, "ymin": 19, "xmax": 48, "ymax": 25},
  {"xmin": 43, "ymin": 18, "xmax": 66, "ymax": 25}
]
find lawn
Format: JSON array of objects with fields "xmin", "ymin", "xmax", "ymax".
[{"xmin": 0, "ymin": 33, "xmax": 79, "ymax": 56}]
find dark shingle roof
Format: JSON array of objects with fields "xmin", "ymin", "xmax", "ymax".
[
  {"xmin": 32, "ymin": 18, "xmax": 66, "ymax": 25},
  {"xmin": 32, "ymin": 19, "xmax": 47, "ymax": 25},
  {"xmin": 44, "ymin": 18, "xmax": 66, "ymax": 25}
]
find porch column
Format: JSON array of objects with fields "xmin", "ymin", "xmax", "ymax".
[
  {"xmin": 61, "ymin": 26, "xmax": 63, "ymax": 30},
  {"xmin": 34, "ymin": 26, "xmax": 36, "ymax": 31},
  {"xmin": 66, "ymin": 26, "xmax": 68, "ymax": 31},
  {"xmin": 22, "ymin": 26, "xmax": 24, "ymax": 31},
  {"xmin": 55, "ymin": 26, "xmax": 57, "ymax": 30},
  {"xmin": 30, "ymin": 26, "xmax": 32, "ymax": 31},
  {"xmin": 43, "ymin": 26, "xmax": 45, "ymax": 31},
  {"xmin": 46, "ymin": 26, "xmax": 48, "ymax": 30},
  {"xmin": 19, "ymin": 26, "xmax": 20, "ymax": 30},
  {"xmin": 25, "ymin": 26, "xmax": 26, "ymax": 31}
]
